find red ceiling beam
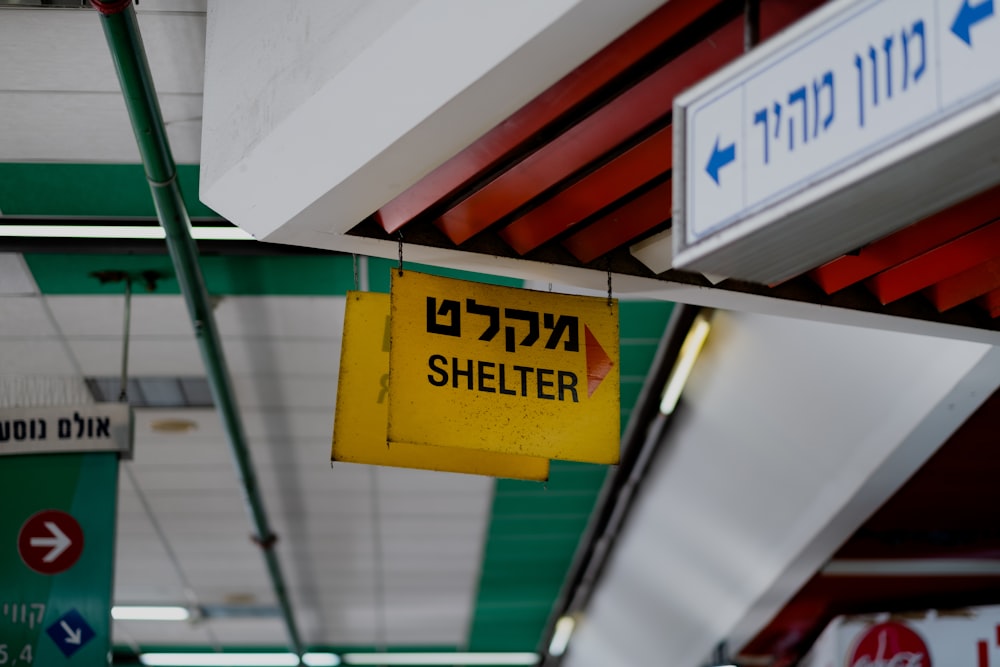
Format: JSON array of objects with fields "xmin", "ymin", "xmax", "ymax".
[
  {"xmin": 866, "ymin": 220, "xmax": 1000, "ymax": 304},
  {"xmin": 433, "ymin": 17, "xmax": 743, "ymax": 245},
  {"xmin": 562, "ymin": 179, "xmax": 673, "ymax": 265},
  {"xmin": 432, "ymin": 0, "xmax": 826, "ymax": 247},
  {"xmin": 979, "ymin": 288, "xmax": 1000, "ymax": 318},
  {"xmin": 810, "ymin": 184, "xmax": 1000, "ymax": 294},
  {"xmin": 374, "ymin": 0, "xmax": 725, "ymax": 235},
  {"xmin": 925, "ymin": 256, "xmax": 1000, "ymax": 312},
  {"xmin": 497, "ymin": 128, "xmax": 672, "ymax": 255}
]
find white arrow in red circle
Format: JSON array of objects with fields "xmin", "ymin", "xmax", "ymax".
[
  {"xmin": 30, "ymin": 521, "xmax": 72, "ymax": 563},
  {"xmin": 18, "ymin": 510, "xmax": 84, "ymax": 574}
]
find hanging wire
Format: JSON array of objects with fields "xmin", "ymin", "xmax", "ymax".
[
  {"xmin": 353, "ymin": 254, "xmax": 359, "ymax": 291},
  {"xmin": 119, "ymin": 277, "xmax": 133, "ymax": 402},
  {"xmin": 607, "ymin": 266, "xmax": 613, "ymax": 306},
  {"xmin": 397, "ymin": 233, "xmax": 404, "ymax": 276}
]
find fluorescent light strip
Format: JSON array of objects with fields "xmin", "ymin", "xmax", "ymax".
[
  {"xmin": 0, "ymin": 225, "xmax": 255, "ymax": 241},
  {"xmin": 547, "ymin": 615, "xmax": 576, "ymax": 657},
  {"xmin": 659, "ymin": 313, "xmax": 712, "ymax": 414},
  {"xmin": 342, "ymin": 653, "xmax": 539, "ymax": 666},
  {"xmin": 139, "ymin": 653, "xmax": 339, "ymax": 666},
  {"xmin": 111, "ymin": 605, "xmax": 190, "ymax": 621}
]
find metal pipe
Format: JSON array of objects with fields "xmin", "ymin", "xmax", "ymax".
[{"xmin": 91, "ymin": 1, "xmax": 305, "ymax": 657}]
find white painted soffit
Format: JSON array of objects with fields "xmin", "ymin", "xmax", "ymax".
[
  {"xmin": 199, "ymin": 0, "xmax": 663, "ymax": 243},
  {"xmin": 200, "ymin": 1, "xmax": 1000, "ymax": 348},
  {"xmin": 563, "ymin": 311, "xmax": 1000, "ymax": 667}
]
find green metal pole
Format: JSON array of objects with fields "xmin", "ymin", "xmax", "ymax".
[{"xmin": 92, "ymin": 1, "xmax": 305, "ymax": 658}]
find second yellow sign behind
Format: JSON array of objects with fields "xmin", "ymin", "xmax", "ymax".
[{"xmin": 388, "ymin": 272, "xmax": 620, "ymax": 464}]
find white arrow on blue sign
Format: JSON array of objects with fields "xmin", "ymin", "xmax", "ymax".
[
  {"xmin": 46, "ymin": 609, "xmax": 95, "ymax": 658},
  {"xmin": 674, "ymin": 0, "xmax": 1000, "ymax": 283}
]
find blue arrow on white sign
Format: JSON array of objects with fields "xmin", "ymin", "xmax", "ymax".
[
  {"xmin": 951, "ymin": 0, "xmax": 994, "ymax": 45},
  {"xmin": 705, "ymin": 136, "xmax": 736, "ymax": 185}
]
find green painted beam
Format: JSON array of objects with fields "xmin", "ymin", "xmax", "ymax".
[{"xmin": 0, "ymin": 163, "xmax": 218, "ymax": 218}]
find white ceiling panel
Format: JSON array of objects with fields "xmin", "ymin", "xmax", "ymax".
[
  {"xmin": 0, "ymin": 8, "xmax": 204, "ymax": 94},
  {"xmin": 377, "ymin": 493, "xmax": 490, "ymax": 518},
  {"xmin": 242, "ymin": 408, "xmax": 337, "ymax": 440},
  {"xmin": 0, "ymin": 255, "xmax": 38, "ymax": 294},
  {"xmin": 67, "ymin": 337, "xmax": 202, "ymax": 375},
  {"xmin": 47, "ymin": 295, "xmax": 193, "ymax": 337},
  {"xmin": 316, "ymin": 603, "xmax": 380, "ymax": 637},
  {"xmin": 385, "ymin": 626, "xmax": 467, "ymax": 646},
  {"xmin": 380, "ymin": 571, "xmax": 478, "ymax": 592},
  {"xmin": 137, "ymin": 1, "xmax": 208, "ymax": 13},
  {"xmin": 113, "ymin": 619, "xmax": 215, "ymax": 646},
  {"xmin": 220, "ymin": 338, "xmax": 340, "ymax": 376},
  {"xmin": 214, "ymin": 296, "xmax": 345, "ymax": 338},
  {"xmin": 114, "ymin": 539, "xmax": 175, "ymax": 563},
  {"xmin": 231, "ymin": 374, "xmax": 337, "ymax": 410},
  {"xmin": 379, "ymin": 536, "xmax": 482, "ymax": 562},
  {"xmin": 378, "ymin": 516, "xmax": 486, "ymax": 539},
  {"xmin": 132, "ymin": 439, "xmax": 234, "ymax": 467},
  {"xmin": 114, "ymin": 576, "xmax": 190, "ymax": 606},
  {"xmin": 199, "ymin": 618, "xmax": 289, "ymax": 646},
  {"xmin": 128, "ymin": 466, "xmax": 246, "ymax": 493},
  {"xmin": 178, "ymin": 584, "xmax": 277, "ymax": 605},
  {"xmin": 181, "ymin": 560, "xmax": 275, "ymax": 581},
  {"xmin": 383, "ymin": 601, "xmax": 469, "ymax": 627},
  {"xmin": 136, "ymin": 11, "xmax": 206, "ymax": 95},
  {"xmin": 383, "ymin": 605, "xmax": 472, "ymax": 645},
  {"xmin": 0, "ymin": 339, "xmax": 77, "ymax": 375},
  {"xmin": 153, "ymin": 512, "xmax": 261, "ymax": 537},
  {"xmin": 0, "ymin": 9, "xmax": 125, "ymax": 93},
  {"xmin": 0, "ymin": 297, "xmax": 55, "ymax": 337},
  {"xmin": 120, "ymin": 488, "xmax": 247, "ymax": 516},
  {"xmin": 379, "ymin": 554, "xmax": 479, "ymax": 577},
  {"xmin": 115, "ymin": 555, "xmax": 191, "ymax": 581},
  {"xmin": 375, "ymin": 466, "xmax": 493, "ymax": 495},
  {"xmin": 0, "ymin": 92, "xmax": 203, "ymax": 163}
]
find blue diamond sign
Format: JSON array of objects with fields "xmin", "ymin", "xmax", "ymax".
[{"xmin": 46, "ymin": 608, "xmax": 96, "ymax": 658}]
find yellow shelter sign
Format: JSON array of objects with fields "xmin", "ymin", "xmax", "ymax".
[
  {"xmin": 388, "ymin": 272, "xmax": 620, "ymax": 464},
  {"xmin": 332, "ymin": 291, "xmax": 549, "ymax": 481}
]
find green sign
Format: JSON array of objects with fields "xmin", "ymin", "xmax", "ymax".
[{"xmin": 0, "ymin": 453, "xmax": 119, "ymax": 666}]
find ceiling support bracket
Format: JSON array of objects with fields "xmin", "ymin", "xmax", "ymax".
[{"xmin": 90, "ymin": 0, "xmax": 305, "ymax": 658}]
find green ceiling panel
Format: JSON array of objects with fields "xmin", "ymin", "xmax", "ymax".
[
  {"xmin": 0, "ymin": 163, "xmax": 219, "ymax": 218},
  {"xmin": 23, "ymin": 253, "xmax": 356, "ymax": 296},
  {"xmin": 619, "ymin": 300, "xmax": 675, "ymax": 338},
  {"xmin": 620, "ymin": 343, "xmax": 663, "ymax": 377},
  {"xmin": 367, "ymin": 258, "xmax": 522, "ymax": 292},
  {"xmin": 490, "ymin": 493, "xmax": 601, "ymax": 518}
]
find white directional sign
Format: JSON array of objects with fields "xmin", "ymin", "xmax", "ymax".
[
  {"xmin": 0, "ymin": 404, "xmax": 133, "ymax": 458},
  {"xmin": 674, "ymin": 0, "xmax": 1000, "ymax": 283}
]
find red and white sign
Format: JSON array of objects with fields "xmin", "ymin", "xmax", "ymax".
[
  {"xmin": 848, "ymin": 622, "xmax": 931, "ymax": 667},
  {"xmin": 18, "ymin": 509, "xmax": 84, "ymax": 575},
  {"xmin": 801, "ymin": 605, "xmax": 1000, "ymax": 667}
]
